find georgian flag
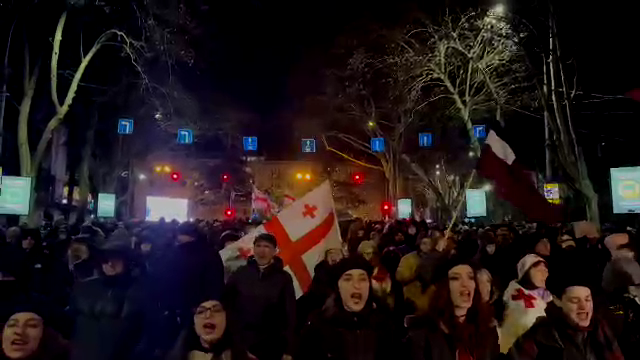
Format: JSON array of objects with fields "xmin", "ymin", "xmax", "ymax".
[
  {"xmin": 251, "ymin": 185, "xmax": 278, "ymax": 216},
  {"xmin": 477, "ymin": 127, "xmax": 563, "ymax": 223},
  {"xmin": 221, "ymin": 181, "xmax": 342, "ymax": 297}
]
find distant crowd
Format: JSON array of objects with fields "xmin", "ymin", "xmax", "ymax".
[{"xmin": 0, "ymin": 216, "xmax": 639, "ymax": 360}]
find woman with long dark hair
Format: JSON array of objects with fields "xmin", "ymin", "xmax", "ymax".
[
  {"xmin": 408, "ymin": 258, "xmax": 499, "ymax": 360},
  {"xmin": 297, "ymin": 256, "xmax": 398, "ymax": 360},
  {"xmin": 165, "ymin": 297, "xmax": 249, "ymax": 360}
]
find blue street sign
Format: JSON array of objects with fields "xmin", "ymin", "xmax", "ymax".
[
  {"xmin": 117, "ymin": 118, "xmax": 134, "ymax": 135},
  {"xmin": 177, "ymin": 129, "xmax": 193, "ymax": 144},
  {"xmin": 473, "ymin": 125, "xmax": 486, "ymax": 139},
  {"xmin": 302, "ymin": 139, "xmax": 316, "ymax": 153},
  {"xmin": 371, "ymin": 138, "xmax": 385, "ymax": 153},
  {"xmin": 419, "ymin": 133, "xmax": 433, "ymax": 147},
  {"xmin": 243, "ymin": 136, "xmax": 258, "ymax": 151}
]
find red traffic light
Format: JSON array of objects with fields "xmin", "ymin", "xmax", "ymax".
[
  {"xmin": 381, "ymin": 201, "xmax": 392, "ymax": 214},
  {"xmin": 353, "ymin": 173, "xmax": 364, "ymax": 184},
  {"xmin": 170, "ymin": 172, "xmax": 181, "ymax": 182},
  {"xmin": 224, "ymin": 208, "xmax": 236, "ymax": 218},
  {"xmin": 222, "ymin": 174, "xmax": 230, "ymax": 183}
]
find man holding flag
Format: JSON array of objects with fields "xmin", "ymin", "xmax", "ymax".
[
  {"xmin": 224, "ymin": 233, "xmax": 296, "ymax": 360},
  {"xmin": 222, "ymin": 181, "xmax": 343, "ymax": 360}
]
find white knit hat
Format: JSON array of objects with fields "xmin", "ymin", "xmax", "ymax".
[{"xmin": 517, "ymin": 254, "xmax": 546, "ymax": 280}]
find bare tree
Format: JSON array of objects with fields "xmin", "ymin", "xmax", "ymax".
[
  {"xmin": 321, "ymin": 30, "xmax": 432, "ymax": 204},
  {"xmin": 410, "ymin": 11, "xmax": 528, "ymax": 154},
  {"xmin": 539, "ymin": 9, "xmax": 599, "ymax": 224},
  {"xmin": 15, "ymin": 12, "xmax": 142, "ymax": 223}
]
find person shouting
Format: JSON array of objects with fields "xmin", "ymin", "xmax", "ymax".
[
  {"xmin": 1, "ymin": 300, "xmax": 69, "ymax": 360},
  {"xmin": 298, "ymin": 256, "xmax": 397, "ymax": 360},
  {"xmin": 499, "ymin": 254, "xmax": 552, "ymax": 353},
  {"xmin": 166, "ymin": 297, "xmax": 251, "ymax": 360},
  {"xmin": 508, "ymin": 277, "xmax": 623, "ymax": 360},
  {"xmin": 224, "ymin": 233, "xmax": 295, "ymax": 360},
  {"xmin": 408, "ymin": 257, "xmax": 499, "ymax": 360}
]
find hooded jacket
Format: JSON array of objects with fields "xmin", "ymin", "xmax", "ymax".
[
  {"xmin": 69, "ymin": 273, "xmax": 145, "ymax": 360},
  {"xmin": 297, "ymin": 295, "xmax": 397, "ymax": 360},
  {"xmin": 224, "ymin": 256, "xmax": 295, "ymax": 359}
]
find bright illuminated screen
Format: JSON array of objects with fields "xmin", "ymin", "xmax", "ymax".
[
  {"xmin": 0, "ymin": 176, "xmax": 32, "ymax": 215},
  {"xmin": 610, "ymin": 167, "xmax": 640, "ymax": 214},
  {"xmin": 146, "ymin": 196, "xmax": 189, "ymax": 222},
  {"xmin": 97, "ymin": 193, "xmax": 116, "ymax": 218},
  {"xmin": 466, "ymin": 189, "xmax": 487, "ymax": 217},
  {"xmin": 397, "ymin": 198, "xmax": 412, "ymax": 219}
]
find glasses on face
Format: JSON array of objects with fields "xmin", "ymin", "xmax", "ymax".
[{"xmin": 194, "ymin": 305, "xmax": 224, "ymax": 318}]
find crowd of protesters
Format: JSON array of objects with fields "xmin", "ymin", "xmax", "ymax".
[{"xmin": 1, "ymin": 215, "xmax": 639, "ymax": 360}]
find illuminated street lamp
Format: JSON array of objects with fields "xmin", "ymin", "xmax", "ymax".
[
  {"xmin": 296, "ymin": 173, "xmax": 303, "ymax": 180},
  {"xmin": 367, "ymin": 121, "xmax": 375, "ymax": 127},
  {"xmin": 155, "ymin": 166, "xmax": 162, "ymax": 173},
  {"xmin": 468, "ymin": 151, "xmax": 475, "ymax": 158},
  {"xmin": 482, "ymin": 183, "xmax": 494, "ymax": 191},
  {"xmin": 163, "ymin": 165, "xmax": 171, "ymax": 173},
  {"xmin": 138, "ymin": 174, "xmax": 147, "ymax": 180},
  {"xmin": 305, "ymin": 173, "xmax": 311, "ymax": 181}
]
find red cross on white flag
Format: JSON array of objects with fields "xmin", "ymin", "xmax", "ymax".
[{"xmin": 220, "ymin": 181, "xmax": 343, "ymax": 297}]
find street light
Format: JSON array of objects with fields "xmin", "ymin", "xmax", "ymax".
[
  {"xmin": 163, "ymin": 165, "xmax": 171, "ymax": 173},
  {"xmin": 296, "ymin": 173, "xmax": 303, "ymax": 180},
  {"xmin": 304, "ymin": 173, "xmax": 311, "ymax": 181},
  {"xmin": 138, "ymin": 174, "xmax": 147, "ymax": 180},
  {"xmin": 436, "ymin": 170, "xmax": 441, "ymax": 176},
  {"xmin": 468, "ymin": 151, "xmax": 475, "ymax": 158},
  {"xmin": 491, "ymin": 3, "xmax": 506, "ymax": 16},
  {"xmin": 482, "ymin": 183, "xmax": 494, "ymax": 191},
  {"xmin": 368, "ymin": 121, "xmax": 375, "ymax": 127},
  {"xmin": 155, "ymin": 166, "xmax": 162, "ymax": 173}
]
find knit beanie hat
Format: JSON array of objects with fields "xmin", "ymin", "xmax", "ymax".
[
  {"xmin": 177, "ymin": 222, "xmax": 200, "ymax": 239},
  {"xmin": 333, "ymin": 256, "xmax": 373, "ymax": 285},
  {"xmin": 517, "ymin": 254, "xmax": 546, "ymax": 280},
  {"xmin": 4, "ymin": 295, "xmax": 51, "ymax": 325}
]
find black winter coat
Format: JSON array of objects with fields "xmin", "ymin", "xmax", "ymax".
[
  {"xmin": 507, "ymin": 306, "xmax": 625, "ymax": 360},
  {"xmin": 153, "ymin": 239, "xmax": 225, "ymax": 314},
  {"xmin": 408, "ymin": 318, "xmax": 499, "ymax": 360},
  {"xmin": 297, "ymin": 296, "xmax": 398, "ymax": 360},
  {"xmin": 224, "ymin": 256, "xmax": 295, "ymax": 360},
  {"xmin": 69, "ymin": 273, "xmax": 144, "ymax": 360}
]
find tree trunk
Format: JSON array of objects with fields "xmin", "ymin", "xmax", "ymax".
[
  {"xmin": 0, "ymin": 20, "xmax": 17, "ymax": 159},
  {"xmin": 75, "ymin": 113, "xmax": 98, "ymax": 221}
]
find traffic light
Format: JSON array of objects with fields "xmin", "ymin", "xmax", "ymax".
[
  {"xmin": 224, "ymin": 208, "xmax": 236, "ymax": 218},
  {"xmin": 381, "ymin": 201, "xmax": 392, "ymax": 216},
  {"xmin": 170, "ymin": 172, "xmax": 181, "ymax": 182},
  {"xmin": 353, "ymin": 173, "xmax": 364, "ymax": 184},
  {"xmin": 222, "ymin": 174, "xmax": 230, "ymax": 183}
]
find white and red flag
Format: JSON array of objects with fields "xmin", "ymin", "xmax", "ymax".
[
  {"xmin": 282, "ymin": 192, "xmax": 296, "ymax": 208},
  {"xmin": 477, "ymin": 127, "xmax": 563, "ymax": 223},
  {"xmin": 221, "ymin": 181, "xmax": 342, "ymax": 297},
  {"xmin": 251, "ymin": 185, "xmax": 278, "ymax": 216}
]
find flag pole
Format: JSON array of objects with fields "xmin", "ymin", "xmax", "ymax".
[{"xmin": 446, "ymin": 169, "xmax": 476, "ymax": 234}]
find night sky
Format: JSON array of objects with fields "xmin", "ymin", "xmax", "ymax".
[{"xmin": 175, "ymin": 0, "xmax": 640, "ymax": 159}]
